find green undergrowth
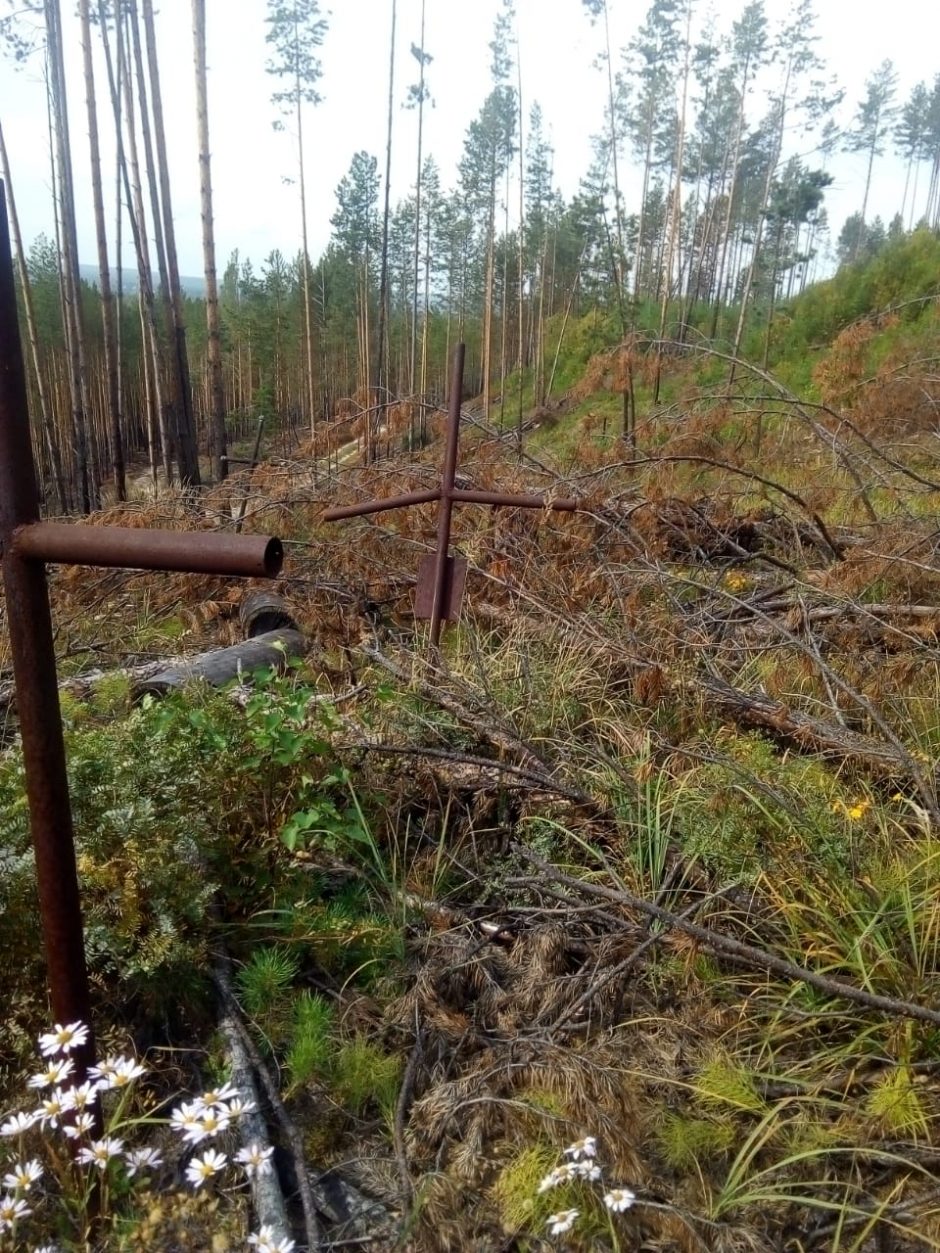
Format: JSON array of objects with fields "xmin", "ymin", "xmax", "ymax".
[{"xmin": 0, "ymin": 668, "xmax": 406, "ymax": 1071}]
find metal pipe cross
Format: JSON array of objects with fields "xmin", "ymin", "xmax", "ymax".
[
  {"xmin": 324, "ymin": 343, "xmax": 583, "ymax": 644},
  {"xmin": 0, "ymin": 182, "xmax": 283, "ymax": 1074}
]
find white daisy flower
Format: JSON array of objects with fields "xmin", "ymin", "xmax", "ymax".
[
  {"xmin": 197, "ymin": 1082, "xmax": 239, "ymax": 1108},
  {"xmin": 0, "ymin": 1193, "xmax": 32, "ymax": 1228},
  {"xmin": 32, "ymin": 1246, "xmax": 62, "ymax": 1252},
  {"xmin": 185, "ymin": 1148, "xmax": 227, "ymax": 1188},
  {"xmin": 572, "ymin": 1160, "xmax": 602, "ymax": 1182},
  {"xmin": 37, "ymin": 1090, "xmax": 68, "ymax": 1128},
  {"xmin": 225, "ymin": 1095, "xmax": 256, "ymax": 1118},
  {"xmin": 62, "ymin": 1112, "xmax": 96, "ymax": 1140},
  {"xmin": 2, "ymin": 1160, "xmax": 43, "ymax": 1192},
  {"xmin": 170, "ymin": 1101, "xmax": 210, "ymax": 1143},
  {"xmin": 195, "ymin": 1106, "xmax": 230, "ymax": 1138},
  {"xmin": 247, "ymin": 1227, "xmax": 295, "ymax": 1252},
  {"xmin": 28, "ymin": 1058, "xmax": 74, "ymax": 1090},
  {"xmin": 546, "ymin": 1208, "xmax": 579, "ymax": 1236},
  {"xmin": 235, "ymin": 1142, "xmax": 274, "ymax": 1179},
  {"xmin": 75, "ymin": 1137, "xmax": 124, "ymax": 1170},
  {"xmin": 537, "ymin": 1162, "xmax": 575, "ymax": 1192},
  {"xmin": 125, "ymin": 1147, "xmax": 163, "ymax": 1177},
  {"xmin": 604, "ymin": 1187, "xmax": 636, "ymax": 1213},
  {"xmin": 89, "ymin": 1055, "xmax": 146, "ymax": 1090},
  {"xmin": 87, "ymin": 1057, "xmax": 118, "ymax": 1084},
  {"xmin": 38, "ymin": 1022, "xmax": 89, "ymax": 1057},
  {"xmin": 0, "ymin": 1111, "xmax": 40, "ymax": 1137},
  {"xmin": 61, "ymin": 1081, "xmax": 99, "ymax": 1113},
  {"xmin": 563, "ymin": 1135, "xmax": 597, "ymax": 1160}
]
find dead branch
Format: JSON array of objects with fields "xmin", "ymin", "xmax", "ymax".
[
  {"xmin": 213, "ymin": 969, "xmax": 322, "ymax": 1251},
  {"xmin": 515, "ymin": 847, "xmax": 940, "ymax": 1031}
]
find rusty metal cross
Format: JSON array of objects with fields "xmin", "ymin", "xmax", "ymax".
[
  {"xmin": 324, "ymin": 343, "xmax": 582, "ymax": 644},
  {"xmin": 0, "ymin": 184, "xmax": 283, "ymax": 1072}
]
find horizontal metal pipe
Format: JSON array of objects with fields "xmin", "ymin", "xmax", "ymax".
[
  {"xmin": 12, "ymin": 521, "xmax": 283, "ymax": 578},
  {"xmin": 450, "ymin": 488, "xmax": 581, "ymax": 511},
  {"xmin": 323, "ymin": 488, "xmax": 441, "ymax": 521}
]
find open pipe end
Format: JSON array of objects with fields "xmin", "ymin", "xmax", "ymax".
[{"xmin": 262, "ymin": 537, "xmax": 284, "ymax": 578}]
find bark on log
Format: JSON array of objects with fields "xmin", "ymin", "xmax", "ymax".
[{"xmin": 135, "ymin": 627, "xmax": 307, "ymax": 697}]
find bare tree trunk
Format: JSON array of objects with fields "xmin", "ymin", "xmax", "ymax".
[
  {"xmin": 0, "ymin": 125, "xmax": 67, "ymax": 512},
  {"xmin": 482, "ymin": 163, "xmax": 496, "ymax": 424},
  {"xmin": 709, "ymin": 45, "xmax": 757, "ymax": 341},
  {"xmin": 103, "ymin": 0, "xmax": 171, "ymax": 485},
  {"xmin": 79, "ymin": 0, "xmax": 125, "ymax": 502},
  {"xmin": 375, "ymin": 0, "xmax": 396, "ymax": 424},
  {"xmin": 653, "ymin": 0, "xmax": 692, "ymax": 405},
  {"xmin": 516, "ymin": 30, "xmax": 525, "ymax": 455},
  {"xmin": 191, "ymin": 0, "xmax": 226, "ymax": 482},
  {"xmin": 410, "ymin": 0, "xmax": 427, "ymax": 401},
  {"xmin": 140, "ymin": 0, "xmax": 200, "ymax": 485},
  {"xmin": 45, "ymin": 0, "xmax": 96, "ymax": 513}
]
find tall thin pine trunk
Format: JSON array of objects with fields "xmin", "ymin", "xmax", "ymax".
[
  {"xmin": 79, "ymin": 0, "xmax": 124, "ymax": 501},
  {"xmin": 375, "ymin": 0, "xmax": 396, "ymax": 421},
  {"xmin": 192, "ymin": 0, "xmax": 227, "ymax": 481},
  {"xmin": 45, "ymin": 0, "xmax": 96, "ymax": 512},
  {"xmin": 103, "ymin": 0, "xmax": 172, "ymax": 484},
  {"xmin": 296, "ymin": 67, "xmax": 316, "ymax": 458},
  {"xmin": 0, "ymin": 124, "xmax": 67, "ymax": 512},
  {"xmin": 141, "ymin": 0, "xmax": 200, "ymax": 484},
  {"xmin": 516, "ymin": 27, "xmax": 525, "ymax": 454}
]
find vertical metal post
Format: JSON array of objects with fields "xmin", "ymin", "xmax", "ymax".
[
  {"xmin": 428, "ymin": 343, "xmax": 464, "ymax": 647},
  {"xmin": 0, "ymin": 182, "xmax": 96, "ymax": 1067}
]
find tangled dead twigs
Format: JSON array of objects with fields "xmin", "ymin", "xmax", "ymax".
[{"xmin": 514, "ymin": 846, "xmax": 940, "ymax": 1031}]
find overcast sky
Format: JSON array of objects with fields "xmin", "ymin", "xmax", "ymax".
[{"xmin": 0, "ymin": 0, "xmax": 936, "ymax": 278}]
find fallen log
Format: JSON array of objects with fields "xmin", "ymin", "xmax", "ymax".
[
  {"xmin": 135, "ymin": 627, "xmax": 307, "ymax": 698},
  {"xmin": 700, "ymin": 672, "xmax": 911, "ymax": 779}
]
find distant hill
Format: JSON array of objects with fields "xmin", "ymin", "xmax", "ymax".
[{"xmin": 79, "ymin": 263, "xmax": 206, "ymax": 299}]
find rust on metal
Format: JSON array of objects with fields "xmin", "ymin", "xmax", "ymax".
[
  {"xmin": 0, "ymin": 180, "xmax": 96, "ymax": 1077},
  {"xmin": 323, "ymin": 487, "xmax": 441, "ymax": 522},
  {"xmin": 451, "ymin": 488, "xmax": 579, "ymax": 511},
  {"xmin": 0, "ymin": 179, "xmax": 284, "ymax": 1090},
  {"xmin": 414, "ymin": 554, "xmax": 467, "ymax": 622},
  {"xmin": 324, "ymin": 342, "xmax": 584, "ymax": 644},
  {"xmin": 13, "ymin": 521, "xmax": 283, "ymax": 577}
]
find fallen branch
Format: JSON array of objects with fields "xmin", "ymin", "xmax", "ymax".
[
  {"xmin": 213, "ymin": 969, "xmax": 321, "ymax": 1251},
  {"xmin": 216, "ymin": 1000, "xmax": 292, "ymax": 1246},
  {"xmin": 515, "ymin": 847, "xmax": 940, "ymax": 1031},
  {"xmin": 699, "ymin": 673, "xmax": 920, "ymax": 783},
  {"xmin": 338, "ymin": 739, "xmax": 595, "ymax": 806}
]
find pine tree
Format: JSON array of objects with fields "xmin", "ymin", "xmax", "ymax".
[
  {"xmin": 708, "ymin": 0, "xmax": 767, "ymax": 339},
  {"xmin": 405, "ymin": 2, "xmax": 432, "ymax": 399},
  {"xmin": 330, "ymin": 151, "xmax": 380, "ymax": 412},
  {"xmin": 192, "ymin": 0, "xmax": 227, "ymax": 481},
  {"xmin": 79, "ymin": 0, "xmax": 124, "ymax": 500},
  {"xmin": 375, "ymin": 0, "xmax": 397, "ymax": 429},
  {"xmin": 457, "ymin": 0, "xmax": 516, "ymax": 423},
  {"xmin": 895, "ymin": 82, "xmax": 929, "ymax": 228},
  {"xmin": 266, "ymin": 0, "xmax": 328, "ymax": 445},
  {"xmin": 845, "ymin": 59, "xmax": 899, "ymax": 254}
]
